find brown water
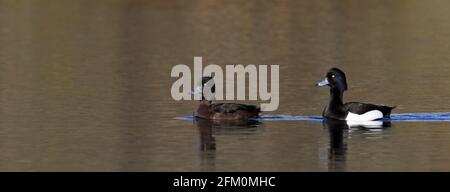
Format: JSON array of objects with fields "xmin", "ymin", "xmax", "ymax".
[{"xmin": 1, "ymin": 0, "xmax": 450, "ymax": 171}]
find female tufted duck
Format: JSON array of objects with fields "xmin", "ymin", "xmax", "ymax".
[
  {"xmin": 316, "ymin": 68, "xmax": 395, "ymax": 121},
  {"xmin": 193, "ymin": 77, "xmax": 261, "ymax": 121}
]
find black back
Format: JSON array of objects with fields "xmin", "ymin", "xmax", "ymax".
[{"xmin": 344, "ymin": 102, "xmax": 395, "ymax": 118}]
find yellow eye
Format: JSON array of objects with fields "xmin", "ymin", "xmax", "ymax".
[{"xmin": 331, "ymin": 75, "xmax": 336, "ymax": 78}]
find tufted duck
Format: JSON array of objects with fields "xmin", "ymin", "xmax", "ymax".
[
  {"xmin": 317, "ymin": 68, "xmax": 395, "ymax": 121},
  {"xmin": 192, "ymin": 77, "xmax": 261, "ymax": 121}
]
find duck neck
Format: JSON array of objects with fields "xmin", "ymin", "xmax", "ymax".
[
  {"xmin": 329, "ymin": 87, "xmax": 344, "ymax": 107},
  {"xmin": 199, "ymin": 99, "xmax": 212, "ymax": 105},
  {"xmin": 201, "ymin": 92, "xmax": 216, "ymax": 102}
]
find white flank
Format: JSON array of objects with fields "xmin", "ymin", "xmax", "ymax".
[
  {"xmin": 345, "ymin": 110, "xmax": 383, "ymax": 121},
  {"xmin": 346, "ymin": 120, "xmax": 383, "ymax": 128}
]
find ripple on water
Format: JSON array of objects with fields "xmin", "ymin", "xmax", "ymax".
[{"xmin": 176, "ymin": 112, "xmax": 450, "ymax": 122}]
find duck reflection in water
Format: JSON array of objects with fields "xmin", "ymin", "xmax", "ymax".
[
  {"xmin": 194, "ymin": 118, "xmax": 261, "ymax": 171},
  {"xmin": 322, "ymin": 119, "xmax": 391, "ymax": 171}
]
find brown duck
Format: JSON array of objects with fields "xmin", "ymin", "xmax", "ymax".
[{"xmin": 193, "ymin": 77, "xmax": 261, "ymax": 121}]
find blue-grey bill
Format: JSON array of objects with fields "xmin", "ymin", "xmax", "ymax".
[
  {"xmin": 317, "ymin": 78, "xmax": 329, "ymax": 86},
  {"xmin": 190, "ymin": 86, "xmax": 203, "ymax": 95}
]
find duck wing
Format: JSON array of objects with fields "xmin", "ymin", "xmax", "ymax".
[
  {"xmin": 210, "ymin": 103, "xmax": 260, "ymax": 114},
  {"xmin": 344, "ymin": 102, "xmax": 395, "ymax": 118}
]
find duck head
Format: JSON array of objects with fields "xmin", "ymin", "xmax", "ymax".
[
  {"xmin": 316, "ymin": 68, "xmax": 348, "ymax": 92},
  {"xmin": 192, "ymin": 76, "xmax": 216, "ymax": 100}
]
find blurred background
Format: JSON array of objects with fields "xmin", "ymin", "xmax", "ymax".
[{"xmin": 1, "ymin": 0, "xmax": 450, "ymax": 171}]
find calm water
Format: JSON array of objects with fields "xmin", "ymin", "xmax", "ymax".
[{"xmin": 1, "ymin": 0, "xmax": 450, "ymax": 171}]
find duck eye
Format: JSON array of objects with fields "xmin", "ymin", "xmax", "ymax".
[{"xmin": 331, "ymin": 75, "xmax": 336, "ymax": 78}]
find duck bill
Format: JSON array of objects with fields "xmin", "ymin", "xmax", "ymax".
[
  {"xmin": 316, "ymin": 78, "xmax": 329, "ymax": 87},
  {"xmin": 190, "ymin": 86, "xmax": 203, "ymax": 95}
]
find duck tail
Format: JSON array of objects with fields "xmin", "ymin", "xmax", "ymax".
[
  {"xmin": 382, "ymin": 105, "xmax": 396, "ymax": 118},
  {"xmin": 252, "ymin": 106, "xmax": 261, "ymax": 118}
]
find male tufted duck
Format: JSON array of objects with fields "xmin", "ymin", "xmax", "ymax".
[{"xmin": 317, "ymin": 68, "xmax": 395, "ymax": 121}]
